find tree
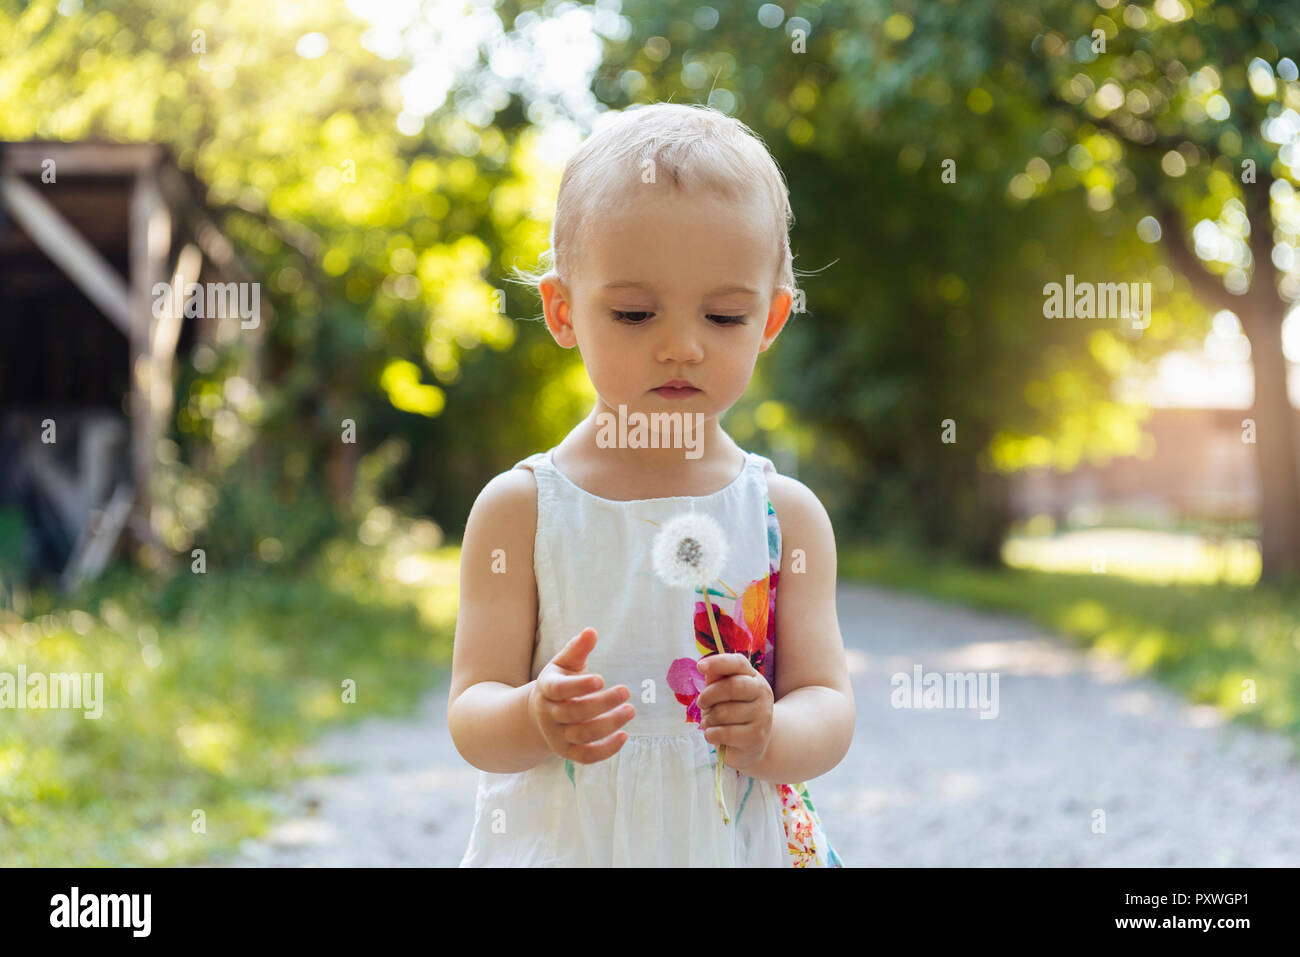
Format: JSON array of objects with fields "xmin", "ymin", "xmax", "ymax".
[{"xmin": 828, "ymin": 0, "xmax": 1300, "ymax": 579}]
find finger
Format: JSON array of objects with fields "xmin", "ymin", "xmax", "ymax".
[
  {"xmin": 697, "ymin": 674, "xmax": 763, "ymax": 710},
  {"xmin": 564, "ymin": 701, "xmax": 636, "ymax": 744},
  {"xmin": 702, "ymin": 724, "xmax": 732, "ymax": 747},
  {"xmin": 698, "ymin": 653, "xmax": 755, "ymax": 681},
  {"xmin": 541, "ymin": 670, "xmax": 604, "ymax": 702},
  {"xmin": 551, "ymin": 627, "xmax": 597, "ymax": 673},
  {"xmin": 554, "ymin": 684, "xmax": 630, "ymax": 723},
  {"xmin": 703, "ymin": 722, "xmax": 758, "ymax": 751},
  {"xmin": 701, "ymin": 701, "xmax": 749, "ymax": 726},
  {"xmin": 568, "ymin": 728, "xmax": 629, "ymax": 764}
]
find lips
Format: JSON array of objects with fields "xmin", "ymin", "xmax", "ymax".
[{"xmin": 652, "ymin": 380, "xmax": 700, "ymax": 399}]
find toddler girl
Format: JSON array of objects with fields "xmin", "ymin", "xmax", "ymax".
[{"xmin": 449, "ymin": 103, "xmax": 853, "ymax": 866}]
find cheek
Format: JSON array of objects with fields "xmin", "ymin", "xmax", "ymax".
[
  {"xmin": 589, "ymin": 325, "xmax": 630, "ymax": 365},
  {"xmin": 580, "ymin": 324, "xmax": 638, "ymax": 383},
  {"xmin": 714, "ymin": 348, "xmax": 755, "ymax": 381}
]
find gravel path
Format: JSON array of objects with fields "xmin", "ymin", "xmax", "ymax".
[{"xmin": 216, "ymin": 583, "xmax": 1300, "ymax": 867}]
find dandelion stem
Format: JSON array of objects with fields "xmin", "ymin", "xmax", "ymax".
[{"xmin": 700, "ymin": 590, "xmax": 730, "ymax": 825}]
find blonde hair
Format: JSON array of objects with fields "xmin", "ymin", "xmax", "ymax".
[{"xmin": 515, "ymin": 103, "xmax": 799, "ymax": 308}]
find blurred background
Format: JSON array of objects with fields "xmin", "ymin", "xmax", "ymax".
[{"xmin": 1, "ymin": 0, "xmax": 1299, "ymax": 866}]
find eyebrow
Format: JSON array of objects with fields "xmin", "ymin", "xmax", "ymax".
[{"xmin": 601, "ymin": 281, "xmax": 758, "ymax": 296}]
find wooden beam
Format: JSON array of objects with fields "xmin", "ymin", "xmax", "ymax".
[
  {"xmin": 148, "ymin": 242, "xmax": 200, "ymax": 455},
  {"xmin": 127, "ymin": 165, "xmax": 171, "ymax": 561},
  {"xmin": 60, "ymin": 479, "xmax": 135, "ymax": 594},
  {"xmin": 0, "ymin": 173, "xmax": 133, "ymax": 336},
  {"xmin": 155, "ymin": 241, "xmax": 200, "ymax": 360},
  {"xmin": 155, "ymin": 162, "xmax": 270, "ymax": 388},
  {"xmin": 1, "ymin": 141, "xmax": 163, "ymax": 177}
]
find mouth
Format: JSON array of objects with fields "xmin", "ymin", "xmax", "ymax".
[{"xmin": 651, "ymin": 380, "xmax": 701, "ymax": 399}]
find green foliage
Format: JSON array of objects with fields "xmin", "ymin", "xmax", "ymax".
[
  {"xmin": 194, "ymin": 466, "xmax": 343, "ymax": 573},
  {"xmin": 0, "ymin": 539, "xmax": 458, "ymax": 866},
  {"xmin": 0, "ymin": 507, "xmax": 24, "ymax": 577}
]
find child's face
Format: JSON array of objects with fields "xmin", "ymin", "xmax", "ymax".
[{"xmin": 539, "ymin": 185, "xmax": 792, "ymax": 427}]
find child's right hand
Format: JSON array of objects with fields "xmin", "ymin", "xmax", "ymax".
[{"xmin": 528, "ymin": 627, "xmax": 635, "ymax": 764}]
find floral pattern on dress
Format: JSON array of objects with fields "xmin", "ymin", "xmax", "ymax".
[
  {"xmin": 665, "ymin": 574, "xmax": 774, "ymax": 723},
  {"xmin": 663, "ymin": 494, "xmax": 844, "ymax": 867},
  {"xmin": 779, "ymin": 781, "xmax": 844, "ymax": 867}
]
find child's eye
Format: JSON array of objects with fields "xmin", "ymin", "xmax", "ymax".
[{"xmin": 610, "ymin": 311, "xmax": 747, "ymax": 326}]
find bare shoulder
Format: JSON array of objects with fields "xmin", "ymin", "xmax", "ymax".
[
  {"xmin": 763, "ymin": 472, "xmax": 836, "ymax": 548},
  {"xmin": 459, "ymin": 465, "xmax": 539, "ymax": 587},
  {"xmin": 467, "ymin": 464, "xmax": 538, "ymax": 533}
]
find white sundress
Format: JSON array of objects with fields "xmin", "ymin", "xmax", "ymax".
[{"xmin": 457, "ymin": 446, "xmax": 844, "ymax": 867}]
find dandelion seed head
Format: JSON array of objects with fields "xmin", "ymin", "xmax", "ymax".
[{"xmin": 652, "ymin": 512, "xmax": 728, "ymax": 588}]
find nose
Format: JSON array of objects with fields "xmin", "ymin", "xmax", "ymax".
[{"xmin": 654, "ymin": 314, "xmax": 704, "ymax": 364}]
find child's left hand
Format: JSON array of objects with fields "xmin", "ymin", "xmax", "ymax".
[{"xmin": 697, "ymin": 653, "xmax": 774, "ymax": 772}]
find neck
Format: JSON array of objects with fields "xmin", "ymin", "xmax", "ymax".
[{"xmin": 572, "ymin": 398, "xmax": 735, "ymax": 472}]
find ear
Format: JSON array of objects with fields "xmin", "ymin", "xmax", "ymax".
[
  {"xmin": 757, "ymin": 286, "xmax": 793, "ymax": 353},
  {"xmin": 539, "ymin": 273, "xmax": 577, "ymax": 348}
]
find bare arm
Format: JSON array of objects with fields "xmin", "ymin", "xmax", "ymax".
[
  {"xmin": 446, "ymin": 467, "xmax": 553, "ymax": 773},
  {"xmin": 743, "ymin": 474, "xmax": 855, "ymax": 783}
]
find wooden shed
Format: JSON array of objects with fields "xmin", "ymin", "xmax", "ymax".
[{"xmin": 0, "ymin": 141, "xmax": 264, "ymax": 592}]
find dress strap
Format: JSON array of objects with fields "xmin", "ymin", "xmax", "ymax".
[
  {"xmin": 747, "ymin": 451, "xmax": 778, "ymax": 476},
  {"xmin": 510, "ymin": 451, "xmax": 560, "ymax": 523},
  {"xmin": 511, "ymin": 450, "xmax": 550, "ymax": 473}
]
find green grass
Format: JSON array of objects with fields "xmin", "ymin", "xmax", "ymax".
[
  {"xmin": 840, "ymin": 543, "xmax": 1300, "ymax": 757},
  {"xmin": 0, "ymin": 537, "xmax": 461, "ymax": 866}
]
